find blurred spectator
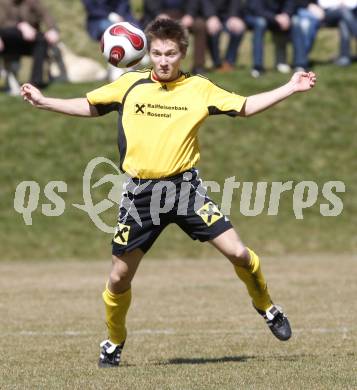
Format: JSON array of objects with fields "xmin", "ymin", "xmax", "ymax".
[
  {"xmin": 82, "ymin": 0, "xmax": 136, "ymax": 41},
  {"xmin": 318, "ymin": 0, "xmax": 357, "ymax": 66},
  {"xmin": 82, "ymin": 0, "xmax": 139, "ymax": 80},
  {"xmin": 245, "ymin": 0, "xmax": 296, "ymax": 77},
  {"xmin": 206, "ymin": 0, "xmax": 246, "ymax": 72},
  {"xmin": 291, "ymin": 1, "xmax": 324, "ymax": 69},
  {"xmin": 142, "ymin": 0, "xmax": 208, "ymax": 74},
  {"xmin": 0, "ymin": 0, "xmax": 60, "ymax": 89}
]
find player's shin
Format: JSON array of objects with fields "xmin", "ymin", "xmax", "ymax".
[
  {"xmin": 102, "ymin": 283, "xmax": 131, "ymax": 345},
  {"xmin": 234, "ymin": 248, "xmax": 272, "ymax": 312}
]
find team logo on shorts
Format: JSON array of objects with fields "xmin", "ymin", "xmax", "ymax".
[
  {"xmin": 196, "ymin": 202, "xmax": 223, "ymax": 226},
  {"xmin": 113, "ymin": 223, "xmax": 131, "ymax": 245}
]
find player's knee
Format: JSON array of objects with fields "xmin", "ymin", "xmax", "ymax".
[
  {"xmin": 110, "ymin": 256, "xmax": 131, "ymax": 286},
  {"xmin": 255, "ymin": 17, "xmax": 267, "ymax": 29},
  {"xmin": 109, "ymin": 269, "xmax": 131, "ymax": 288},
  {"xmin": 230, "ymin": 246, "xmax": 250, "ymax": 267}
]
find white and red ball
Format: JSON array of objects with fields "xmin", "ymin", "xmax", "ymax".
[{"xmin": 100, "ymin": 22, "xmax": 147, "ymax": 68}]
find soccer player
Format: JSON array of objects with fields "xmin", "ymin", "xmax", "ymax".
[{"xmin": 21, "ymin": 18, "xmax": 317, "ymax": 367}]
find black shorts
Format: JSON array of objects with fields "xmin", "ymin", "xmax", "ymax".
[{"xmin": 112, "ymin": 168, "xmax": 232, "ymax": 256}]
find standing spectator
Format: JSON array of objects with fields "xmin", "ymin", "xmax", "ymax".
[
  {"xmin": 0, "ymin": 0, "xmax": 60, "ymax": 89},
  {"xmin": 142, "ymin": 0, "xmax": 208, "ymax": 74},
  {"xmin": 318, "ymin": 0, "xmax": 357, "ymax": 66},
  {"xmin": 81, "ymin": 0, "xmax": 138, "ymax": 80},
  {"xmin": 245, "ymin": 0, "xmax": 296, "ymax": 77},
  {"xmin": 206, "ymin": 0, "xmax": 246, "ymax": 72}
]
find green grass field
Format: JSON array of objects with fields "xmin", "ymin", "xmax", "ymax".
[
  {"xmin": 1, "ymin": 1, "xmax": 356, "ymax": 259},
  {"xmin": 0, "ymin": 256, "xmax": 356, "ymax": 389}
]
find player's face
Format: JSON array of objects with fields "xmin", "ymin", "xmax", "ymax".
[{"xmin": 149, "ymin": 39, "xmax": 184, "ymax": 81}]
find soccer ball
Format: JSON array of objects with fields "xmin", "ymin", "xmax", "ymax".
[{"xmin": 100, "ymin": 22, "xmax": 147, "ymax": 68}]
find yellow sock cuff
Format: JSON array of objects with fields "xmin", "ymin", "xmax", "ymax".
[{"xmin": 103, "ymin": 284, "xmax": 132, "ymax": 303}]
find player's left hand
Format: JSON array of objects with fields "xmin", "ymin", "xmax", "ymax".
[
  {"xmin": 290, "ymin": 71, "xmax": 317, "ymax": 92},
  {"xmin": 21, "ymin": 83, "xmax": 44, "ymax": 106}
]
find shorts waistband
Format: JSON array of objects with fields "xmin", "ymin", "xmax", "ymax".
[{"xmin": 130, "ymin": 168, "xmax": 198, "ymax": 184}]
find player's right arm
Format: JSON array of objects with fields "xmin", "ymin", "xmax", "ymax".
[{"xmin": 21, "ymin": 83, "xmax": 99, "ymax": 117}]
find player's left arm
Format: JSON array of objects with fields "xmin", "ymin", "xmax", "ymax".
[{"xmin": 241, "ymin": 71, "xmax": 317, "ymax": 117}]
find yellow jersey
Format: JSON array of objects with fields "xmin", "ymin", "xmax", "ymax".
[{"xmin": 87, "ymin": 69, "xmax": 246, "ymax": 179}]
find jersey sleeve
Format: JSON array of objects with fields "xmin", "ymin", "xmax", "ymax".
[
  {"xmin": 86, "ymin": 72, "xmax": 139, "ymax": 115},
  {"xmin": 204, "ymin": 79, "xmax": 246, "ymax": 117}
]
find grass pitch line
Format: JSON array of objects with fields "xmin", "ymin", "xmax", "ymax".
[{"xmin": 1, "ymin": 326, "xmax": 353, "ymax": 337}]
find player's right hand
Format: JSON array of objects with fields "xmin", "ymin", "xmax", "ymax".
[{"xmin": 21, "ymin": 83, "xmax": 44, "ymax": 107}]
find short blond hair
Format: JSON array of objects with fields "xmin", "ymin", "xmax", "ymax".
[{"xmin": 145, "ymin": 18, "xmax": 189, "ymax": 55}]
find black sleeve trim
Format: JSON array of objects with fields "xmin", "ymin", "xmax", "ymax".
[
  {"xmin": 94, "ymin": 102, "xmax": 120, "ymax": 116},
  {"xmin": 118, "ymin": 77, "xmax": 155, "ymax": 171},
  {"xmin": 208, "ymin": 106, "xmax": 239, "ymax": 117}
]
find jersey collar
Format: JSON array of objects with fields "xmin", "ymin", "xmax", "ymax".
[{"xmin": 150, "ymin": 70, "xmax": 186, "ymax": 84}]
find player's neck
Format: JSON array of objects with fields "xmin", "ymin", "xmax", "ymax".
[{"xmin": 152, "ymin": 70, "xmax": 181, "ymax": 83}]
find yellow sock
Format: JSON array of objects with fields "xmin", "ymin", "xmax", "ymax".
[
  {"xmin": 234, "ymin": 248, "xmax": 272, "ymax": 312},
  {"xmin": 102, "ymin": 284, "xmax": 131, "ymax": 345}
]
